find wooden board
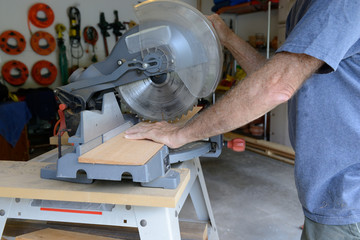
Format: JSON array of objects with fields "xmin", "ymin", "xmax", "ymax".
[
  {"xmin": 15, "ymin": 228, "xmax": 119, "ymax": 240},
  {"xmin": 49, "ymin": 132, "xmax": 72, "ymax": 146},
  {"xmin": 179, "ymin": 221, "xmax": 208, "ymax": 240},
  {"xmin": 78, "ymin": 107, "xmax": 202, "ymax": 166},
  {"xmin": 5, "ymin": 219, "xmax": 207, "ymax": 240},
  {"xmin": 79, "ymin": 133, "xmax": 164, "ymax": 165},
  {"xmin": 3, "ymin": 220, "xmax": 139, "ymax": 240},
  {"xmin": 0, "ymin": 161, "xmax": 190, "ymax": 208}
]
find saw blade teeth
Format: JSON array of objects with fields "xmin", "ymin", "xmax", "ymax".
[{"xmin": 117, "ymin": 72, "xmax": 199, "ymax": 122}]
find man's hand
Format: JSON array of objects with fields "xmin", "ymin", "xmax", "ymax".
[
  {"xmin": 207, "ymin": 14, "xmax": 234, "ymax": 46},
  {"xmin": 124, "ymin": 121, "xmax": 188, "ymax": 149},
  {"xmin": 207, "ymin": 14, "xmax": 266, "ymax": 74}
]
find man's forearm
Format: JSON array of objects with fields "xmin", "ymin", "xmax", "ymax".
[
  {"xmin": 177, "ymin": 52, "xmax": 323, "ymax": 144},
  {"xmin": 223, "ymin": 31, "xmax": 267, "ymax": 74},
  {"xmin": 124, "ymin": 52, "xmax": 323, "ymax": 149}
]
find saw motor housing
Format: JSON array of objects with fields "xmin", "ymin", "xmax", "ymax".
[{"xmin": 56, "ymin": 0, "xmax": 222, "ymax": 129}]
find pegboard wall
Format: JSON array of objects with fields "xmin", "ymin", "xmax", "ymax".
[{"xmin": 0, "ymin": 0, "xmax": 196, "ymax": 92}]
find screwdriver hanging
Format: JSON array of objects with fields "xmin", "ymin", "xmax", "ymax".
[
  {"xmin": 98, "ymin": 12, "xmax": 112, "ymax": 57},
  {"xmin": 111, "ymin": 10, "xmax": 126, "ymax": 42}
]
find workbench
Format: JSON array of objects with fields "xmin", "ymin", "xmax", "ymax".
[{"xmin": 0, "ymin": 155, "xmax": 219, "ymax": 239}]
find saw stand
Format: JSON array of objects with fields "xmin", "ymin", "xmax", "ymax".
[
  {"xmin": 0, "ymin": 92, "xmax": 222, "ymax": 239},
  {"xmin": 0, "ymin": 158, "xmax": 219, "ymax": 240}
]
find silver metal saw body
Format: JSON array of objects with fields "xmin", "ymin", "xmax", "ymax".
[
  {"xmin": 42, "ymin": 0, "xmax": 224, "ymax": 189},
  {"xmin": 56, "ymin": 0, "xmax": 223, "ymax": 123}
]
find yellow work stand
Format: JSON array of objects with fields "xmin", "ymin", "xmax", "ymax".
[{"xmin": 0, "ymin": 157, "xmax": 219, "ymax": 240}]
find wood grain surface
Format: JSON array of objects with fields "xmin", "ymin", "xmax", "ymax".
[
  {"xmin": 78, "ymin": 133, "xmax": 164, "ymax": 166},
  {"xmin": 78, "ymin": 107, "xmax": 202, "ymax": 166},
  {"xmin": 15, "ymin": 228, "xmax": 119, "ymax": 240},
  {"xmin": 0, "ymin": 161, "xmax": 190, "ymax": 208}
]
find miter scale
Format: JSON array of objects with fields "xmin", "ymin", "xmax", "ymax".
[{"xmin": 41, "ymin": 0, "xmax": 224, "ymax": 189}]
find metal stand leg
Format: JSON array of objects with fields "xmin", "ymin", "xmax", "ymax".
[
  {"xmin": 191, "ymin": 158, "xmax": 219, "ymax": 240},
  {"xmin": 0, "ymin": 198, "xmax": 12, "ymax": 237},
  {"xmin": 190, "ymin": 177, "xmax": 210, "ymax": 220},
  {"xmin": 174, "ymin": 158, "xmax": 219, "ymax": 240},
  {"xmin": 134, "ymin": 206, "xmax": 181, "ymax": 240}
]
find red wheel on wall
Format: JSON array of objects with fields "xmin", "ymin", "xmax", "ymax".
[
  {"xmin": 1, "ymin": 60, "xmax": 29, "ymax": 86},
  {"xmin": 31, "ymin": 60, "xmax": 57, "ymax": 86},
  {"xmin": 28, "ymin": 3, "xmax": 55, "ymax": 28},
  {"xmin": 0, "ymin": 30, "xmax": 26, "ymax": 55},
  {"xmin": 30, "ymin": 31, "xmax": 56, "ymax": 55}
]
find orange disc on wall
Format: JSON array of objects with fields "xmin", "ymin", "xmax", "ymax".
[
  {"xmin": 30, "ymin": 31, "xmax": 56, "ymax": 55},
  {"xmin": 31, "ymin": 60, "xmax": 57, "ymax": 86},
  {"xmin": 1, "ymin": 60, "xmax": 29, "ymax": 86},
  {"xmin": 0, "ymin": 30, "xmax": 26, "ymax": 55},
  {"xmin": 28, "ymin": 3, "xmax": 55, "ymax": 28}
]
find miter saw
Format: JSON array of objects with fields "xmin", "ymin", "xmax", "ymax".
[{"xmin": 41, "ymin": 0, "xmax": 224, "ymax": 189}]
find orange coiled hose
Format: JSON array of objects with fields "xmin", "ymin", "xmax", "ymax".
[{"xmin": 28, "ymin": 3, "xmax": 55, "ymax": 28}]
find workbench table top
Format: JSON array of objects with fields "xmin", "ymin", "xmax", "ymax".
[{"xmin": 0, "ymin": 161, "xmax": 190, "ymax": 208}]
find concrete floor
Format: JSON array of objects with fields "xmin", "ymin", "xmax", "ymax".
[{"xmin": 180, "ymin": 148, "xmax": 304, "ymax": 240}]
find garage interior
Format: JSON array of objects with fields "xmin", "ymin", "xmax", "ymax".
[{"xmin": 0, "ymin": 0, "xmax": 301, "ymax": 239}]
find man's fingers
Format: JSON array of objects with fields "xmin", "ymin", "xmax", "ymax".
[
  {"xmin": 125, "ymin": 122, "xmax": 151, "ymax": 134},
  {"xmin": 124, "ymin": 132, "xmax": 145, "ymax": 140},
  {"xmin": 124, "ymin": 126, "xmax": 142, "ymax": 135},
  {"xmin": 124, "ymin": 122, "xmax": 160, "ymax": 140},
  {"xmin": 123, "ymin": 121, "xmax": 184, "ymax": 148}
]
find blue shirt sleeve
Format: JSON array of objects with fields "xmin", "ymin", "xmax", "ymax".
[{"xmin": 277, "ymin": 0, "xmax": 360, "ymax": 72}]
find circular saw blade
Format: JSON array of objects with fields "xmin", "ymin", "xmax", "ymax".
[
  {"xmin": 119, "ymin": 0, "xmax": 223, "ymax": 121},
  {"xmin": 133, "ymin": 0, "xmax": 223, "ymax": 98},
  {"xmin": 117, "ymin": 72, "xmax": 197, "ymax": 122}
]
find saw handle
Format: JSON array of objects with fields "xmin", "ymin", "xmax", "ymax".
[{"xmin": 224, "ymin": 138, "xmax": 245, "ymax": 152}]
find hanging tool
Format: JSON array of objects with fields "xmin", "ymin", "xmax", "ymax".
[
  {"xmin": 68, "ymin": 7, "xmax": 84, "ymax": 66},
  {"xmin": 55, "ymin": 24, "xmax": 69, "ymax": 85},
  {"xmin": 98, "ymin": 12, "xmax": 112, "ymax": 57},
  {"xmin": 83, "ymin": 26, "xmax": 98, "ymax": 63},
  {"xmin": 111, "ymin": 10, "xmax": 126, "ymax": 42},
  {"xmin": 123, "ymin": 20, "xmax": 137, "ymax": 29}
]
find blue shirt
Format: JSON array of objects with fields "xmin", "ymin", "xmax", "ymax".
[{"xmin": 277, "ymin": 0, "xmax": 360, "ymax": 225}]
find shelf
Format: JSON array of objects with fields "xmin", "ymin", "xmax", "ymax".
[{"xmin": 216, "ymin": 1, "xmax": 279, "ymax": 15}]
